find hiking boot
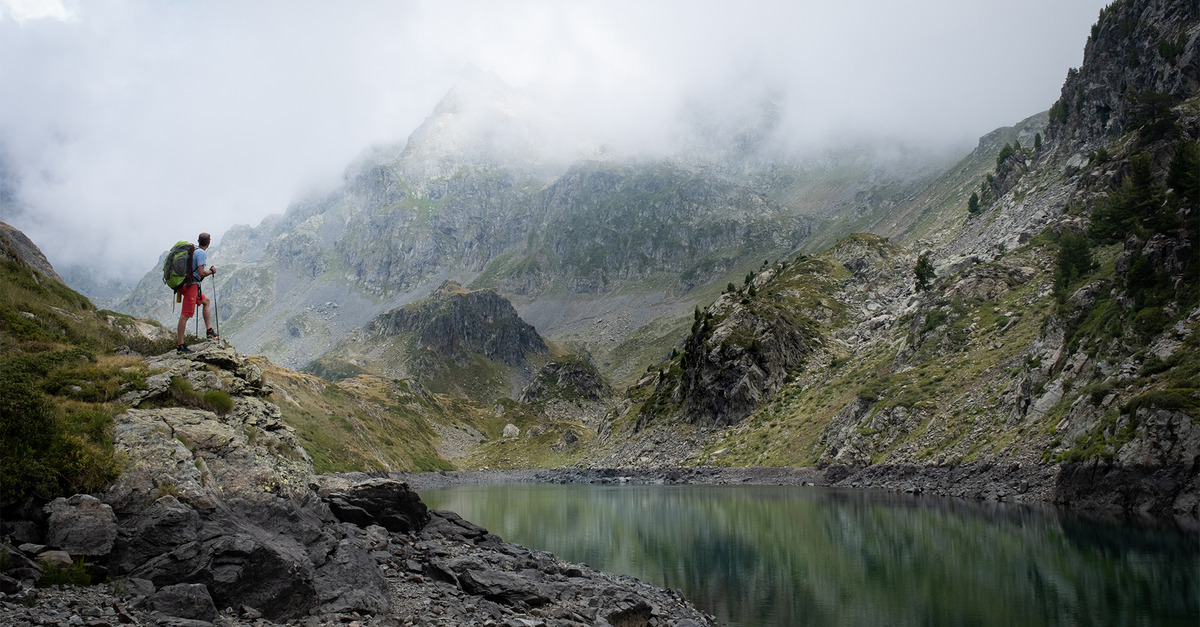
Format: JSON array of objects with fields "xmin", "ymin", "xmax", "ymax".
[
  {"xmin": 206, "ymin": 328, "xmax": 219, "ymax": 340},
  {"xmin": 176, "ymin": 344, "xmax": 193, "ymax": 355}
]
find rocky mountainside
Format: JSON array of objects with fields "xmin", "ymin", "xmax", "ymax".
[
  {"xmin": 591, "ymin": 0, "xmax": 1199, "ymax": 518},
  {"xmin": 0, "ymin": 220, "xmax": 62, "ymax": 282}
]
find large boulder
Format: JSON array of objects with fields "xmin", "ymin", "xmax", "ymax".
[
  {"xmin": 43, "ymin": 495, "xmax": 117, "ymax": 558},
  {"xmin": 323, "ymin": 478, "xmax": 431, "ymax": 533},
  {"xmin": 148, "ymin": 583, "xmax": 218, "ymax": 622}
]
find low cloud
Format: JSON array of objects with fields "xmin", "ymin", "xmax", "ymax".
[{"xmin": 0, "ymin": 0, "xmax": 1108, "ymax": 283}]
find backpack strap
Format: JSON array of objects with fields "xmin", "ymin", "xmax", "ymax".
[{"xmin": 184, "ymin": 245, "xmax": 195, "ymax": 287}]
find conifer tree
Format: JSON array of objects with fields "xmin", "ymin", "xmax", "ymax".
[
  {"xmin": 1167, "ymin": 140, "xmax": 1199, "ymax": 208},
  {"xmin": 914, "ymin": 253, "xmax": 936, "ymax": 292}
]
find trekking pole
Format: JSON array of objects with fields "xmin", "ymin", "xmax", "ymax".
[{"xmin": 212, "ymin": 272, "xmax": 220, "ymax": 340}]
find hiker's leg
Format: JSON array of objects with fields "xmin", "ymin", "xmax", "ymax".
[
  {"xmin": 178, "ymin": 285, "xmax": 199, "ymax": 345},
  {"xmin": 201, "ymin": 295, "xmax": 213, "ymax": 330}
]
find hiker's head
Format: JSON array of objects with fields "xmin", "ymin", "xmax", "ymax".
[{"xmin": 198, "ymin": 232, "xmax": 211, "ymax": 247}]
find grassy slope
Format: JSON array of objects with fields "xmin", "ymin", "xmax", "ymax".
[
  {"xmin": 265, "ymin": 358, "xmax": 597, "ymax": 472},
  {"xmin": 0, "ymin": 243, "xmax": 181, "ymax": 504},
  {"xmin": 695, "ymin": 242, "xmax": 1057, "ymax": 467}
]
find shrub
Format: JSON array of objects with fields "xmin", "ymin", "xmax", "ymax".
[
  {"xmin": 1049, "ymin": 98, "xmax": 1069, "ymax": 124},
  {"xmin": 1128, "ymin": 89, "xmax": 1178, "ymax": 145},
  {"xmin": 921, "ymin": 310, "xmax": 949, "ymax": 334},
  {"xmin": 1088, "ymin": 152, "xmax": 1164, "ymax": 242},
  {"xmin": 0, "ymin": 372, "xmax": 60, "ymax": 504},
  {"xmin": 1053, "ymin": 231, "xmax": 1095, "ymax": 306},
  {"xmin": 203, "ymin": 390, "xmax": 234, "ymax": 413},
  {"xmin": 1159, "ymin": 35, "xmax": 1186, "ymax": 64},
  {"xmin": 38, "ymin": 558, "xmax": 92, "ymax": 588},
  {"xmin": 169, "ymin": 377, "xmax": 233, "ymax": 415}
]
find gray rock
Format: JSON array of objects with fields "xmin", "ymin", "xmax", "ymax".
[
  {"xmin": 117, "ymin": 576, "xmax": 156, "ymax": 598},
  {"xmin": 457, "ymin": 567, "xmax": 551, "ymax": 608},
  {"xmin": 0, "ymin": 573, "xmax": 22, "ymax": 595},
  {"xmin": 148, "ymin": 583, "xmax": 218, "ymax": 622},
  {"xmin": 44, "ymin": 494, "xmax": 118, "ymax": 557},
  {"xmin": 110, "ymin": 496, "xmax": 201, "ymax": 574},
  {"xmin": 5, "ymin": 521, "xmax": 43, "ymax": 545},
  {"xmin": 325, "ymin": 478, "xmax": 430, "ymax": 533},
  {"xmin": 36, "ymin": 550, "xmax": 73, "ymax": 568},
  {"xmin": 313, "ymin": 538, "xmax": 390, "ymax": 615}
]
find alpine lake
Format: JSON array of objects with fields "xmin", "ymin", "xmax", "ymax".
[{"xmin": 420, "ymin": 483, "xmax": 1198, "ymax": 627}]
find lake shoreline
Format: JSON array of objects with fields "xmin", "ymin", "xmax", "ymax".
[{"xmin": 382, "ymin": 462, "xmax": 1198, "ymax": 528}]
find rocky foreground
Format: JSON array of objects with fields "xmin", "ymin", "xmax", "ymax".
[{"xmin": 0, "ymin": 342, "xmax": 715, "ymax": 627}]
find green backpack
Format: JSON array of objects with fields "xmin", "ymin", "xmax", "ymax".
[{"xmin": 162, "ymin": 241, "xmax": 195, "ymax": 291}]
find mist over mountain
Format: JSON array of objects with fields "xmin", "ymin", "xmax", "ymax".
[
  {"xmin": 1, "ymin": 0, "xmax": 1115, "ymax": 292},
  {"xmin": 111, "ymin": 69, "xmax": 954, "ymax": 380}
]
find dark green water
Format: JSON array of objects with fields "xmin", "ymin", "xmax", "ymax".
[{"xmin": 420, "ymin": 484, "xmax": 1199, "ymax": 627}]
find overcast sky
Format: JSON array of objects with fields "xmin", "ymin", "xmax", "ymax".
[{"xmin": 1, "ymin": 0, "xmax": 1109, "ymax": 285}]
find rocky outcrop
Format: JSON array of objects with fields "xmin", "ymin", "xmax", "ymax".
[
  {"xmin": 367, "ymin": 281, "xmax": 547, "ymax": 368},
  {"xmin": 0, "ymin": 342, "xmax": 718, "ymax": 625},
  {"xmin": 314, "ymin": 280, "xmax": 550, "ymax": 402},
  {"xmin": 1047, "ymin": 0, "xmax": 1198, "ymax": 149},
  {"xmin": 322, "ymin": 478, "xmax": 431, "ymax": 533},
  {"xmin": 519, "ymin": 356, "xmax": 614, "ymax": 427},
  {"xmin": 0, "ymin": 220, "xmax": 62, "ymax": 282},
  {"xmin": 665, "ymin": 293, "xmax": 820, "ymax": 428},
  {"xmin": 636, "ymin": 255, "xmax": 845, "ymax": 430}
]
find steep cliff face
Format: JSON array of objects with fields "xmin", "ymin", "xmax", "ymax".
[
  {"xmin": 369, "ymin": 280, "xmax": 547, "ymax": 368},
  {"xmin": 1047, "ymin": 0, "xmax": 1198, "ymax": 150},
  {"xmin": 1, "ymin": 221, "xmax": 62, "ymax": 282}
]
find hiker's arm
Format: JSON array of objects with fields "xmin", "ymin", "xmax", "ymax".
[{"xmin": 198, "ymin": 264, "xmax": 215, "ymax": 278}]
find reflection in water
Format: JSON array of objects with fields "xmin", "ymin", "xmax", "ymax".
[{"xmin": 421, "ymin": 484, "xmax": 1199, "ymax": 627}]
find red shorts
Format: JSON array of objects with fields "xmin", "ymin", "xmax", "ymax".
[{"xmin": 179, "ymin": 284, "xmax": 203, "ymax": 318}]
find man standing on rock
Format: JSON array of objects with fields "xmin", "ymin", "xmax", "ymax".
[{"xmin": 176, "ymin": 232, "xmax": 217, "ymax": 355}]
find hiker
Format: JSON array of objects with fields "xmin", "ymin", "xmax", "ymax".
[{"xmin": 176, "ymin": 232, "xmax": 218, "ymax": 354}]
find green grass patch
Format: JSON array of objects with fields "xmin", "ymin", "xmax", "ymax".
[
  {"xmin": 166, "ymin": 377, "xmax": 233, "ymax": 415},
  {"xmin": 38, "ymin": 558, "xmax": 92, "ymax": 588}
]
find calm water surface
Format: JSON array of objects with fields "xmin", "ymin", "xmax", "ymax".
[{"xmin": 420, "ymin": 484, "xmax": 1198, "ymax": 627}]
